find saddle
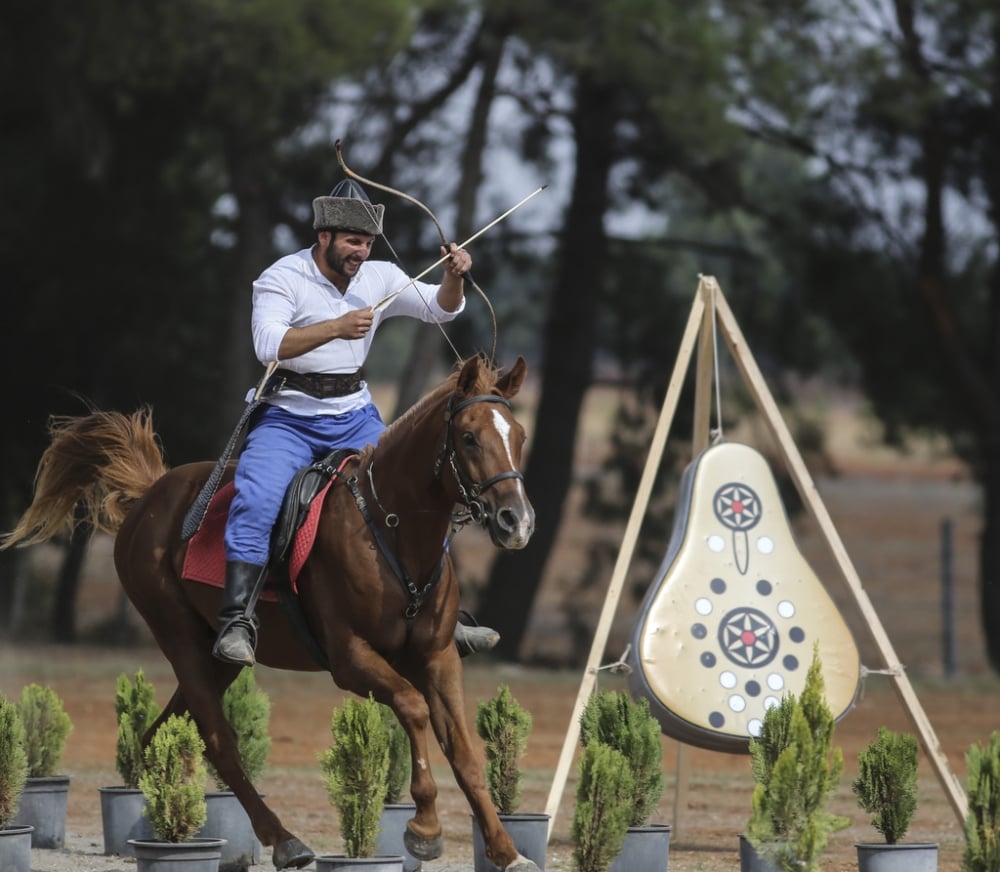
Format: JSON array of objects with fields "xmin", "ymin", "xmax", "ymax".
[{"xmin": 270, "ymin": 448, "xmax": 358, "ymax": 567}]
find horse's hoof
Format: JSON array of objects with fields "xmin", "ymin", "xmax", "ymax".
[
  {"xmin": 505, "ymin": 855, "xmax": 541, "ymax": 872},
  {"xmin": 403, "ymin": 827, "xmax": 444, "ymax": 860},
  {"xmin": 272, "ymin": 836, "xmax": 314, "ymax": 869}
]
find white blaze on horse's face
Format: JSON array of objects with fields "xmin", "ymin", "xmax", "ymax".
[
  {"xmin": 491, "ymin": 408, "xmax": 515, "ymax": 467},
  {"xmin": 489, "ymin": 407, "xmax": 534, "ymax": 548}
]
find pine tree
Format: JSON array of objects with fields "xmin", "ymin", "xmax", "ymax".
[
  {"xmin": 579, "ymin": 689, "xmax": 664, "ymax": 827},
  {"xmin": 17, "ymin": 684, "xmax": 72, "ymax": 778},
  {"xmin": 320, "ymin": 695, "xmax": 391, "ymax": 858},
  {"xmin": 114, "ymin": 669, "xmax": 161, "ymax": 789},
  {"xmin": 476, "ymin": 685, "xmax": 532, "ymax": 815},
  {"xmin": 852, "ymin": 727, "xmax": 918, "ymax": 844},
  {"xmin": 571, "ymin": 741, "xmax": 634, "ymax": 872},
  {"xmin": 963, "ymin": 730, "xmax": 1000, "ymax": 872},
  {"xmin": 0, "ymin": 695, "xmax": 28, "ymax": 826},
  {"xmin": 138, "ymin": 713, "xmax": 208, "ymax": 843},
  {"xmin": 747, "ymin": 647, "xmax": 848, "ymax": 872}
]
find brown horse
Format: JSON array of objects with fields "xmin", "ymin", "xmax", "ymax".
[{"xmin": 2, "ymin": 355, "xmax": 538, "ymax": 871}]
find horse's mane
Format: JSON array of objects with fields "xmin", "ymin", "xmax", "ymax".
[{"xmin": 364, "ymin": 356, "xmax": 499, "ymax": 464}]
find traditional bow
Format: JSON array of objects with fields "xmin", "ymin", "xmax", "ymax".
[{"xmin": 335, "ymin": 139, "xmax": 505, "ymax": 362}]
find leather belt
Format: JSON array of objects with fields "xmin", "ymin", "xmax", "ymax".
[{"xmin": 274, "ymin": 368, "xmax": 362, "ymax": 399}]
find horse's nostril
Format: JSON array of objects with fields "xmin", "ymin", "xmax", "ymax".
[{"xmin": 496, "ymin": 507, "xmax": 517, "ymax": 532}]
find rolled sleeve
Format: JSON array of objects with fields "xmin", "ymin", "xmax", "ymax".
[{"xmin": 251, "ymin": 279, "xmax": 296, "ymax": 363}]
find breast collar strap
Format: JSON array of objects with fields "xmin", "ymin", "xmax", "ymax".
[{"xmin": 337, "ymin": 468, "xmax": 445, "ymax": 621}]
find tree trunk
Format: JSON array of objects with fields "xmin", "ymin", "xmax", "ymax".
[
  {"xmin": 0, "ymin": 547, "xmax": 28, "ymax": 639},
  {"xmin": 392, "ymin": 24, "xmax": 509, "ymax": 418},
  {"xmin": 479, "ymin": 71, "xmax": 617, "ymax": 660},
  {"xmin": 980, "ymin": 446, "xmax": 1000, "ymax": 669},
  {"xmin": 52, "ymin": 521, "xmax": 90, "ymax": 642},
  {"xmin": 225, "ymin": 141, "xmax": 276, "ymax": 429},
  {"xmin": 976, "ymin": 18, "xmax": 1000, "ymax": 671}
]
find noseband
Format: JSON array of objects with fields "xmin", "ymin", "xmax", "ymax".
[{"xmin": 435, "ymin": 393, "xmax": 525, "ymax": 526}]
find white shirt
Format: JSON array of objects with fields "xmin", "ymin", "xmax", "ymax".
[{"xmin": 248, "ymin": 246, "xmax": 465, "ymax": 416}]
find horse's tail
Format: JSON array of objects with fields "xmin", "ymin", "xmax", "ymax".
[{"xmin": 1, "ymin": 407, "xmax": 168, "ymax": 550}]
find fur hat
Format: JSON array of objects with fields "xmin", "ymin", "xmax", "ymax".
[{"xmin": 312, "ymin": 179, "xmax": 384, "ymax": 236}]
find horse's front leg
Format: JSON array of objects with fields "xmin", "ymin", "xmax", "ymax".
[
  {"xmin": 421, "ymin": 649, "xmax": 541, "ymax": 872},
  {"xmin": 330, "ymin": 642, "xmax": 444, "ymax": 861}
]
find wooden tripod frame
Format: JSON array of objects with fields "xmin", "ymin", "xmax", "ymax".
[{"xmin": 542, "ymin": 275, "xmax": 967, "ymax": 838}]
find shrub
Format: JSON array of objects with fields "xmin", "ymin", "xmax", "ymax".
[
  {"xmin": 320, "ymin": 694, "xmax": 391, "ymax": 858},
  {"xmin": 379, "ymin": 703, "xmax": 411, "ymax": 805},
  {"xmin": 115, "ymin": 669, "xmax": 162, "ymax": 789},
  {"xmin": 571, "ymin": 741, "xmax": 634, "ymax": 872},
  {"xmin": 747, "ymin": 646, "xmax": 848, "ymax": 872},
  {"xmin": 138, "ymin": 713, "xmax": 208, "ymax": 843},
  {"xmin": 852, "ymin": 726, "xmax": 919, "ymax": 844},
  {"xmin": 475, "ymin": 685, "xmax": 532, "ymax": 815},
  {"xmin": 962, "ymin": 730, "xmax": 1000, "ymax": 872},
  {"xmin": 579, "ymin": 689, "xmax": 664, "ymax": 827},
  {"xmin": 207, "ymin": 668, "xmax": 271, "ymax": 790},
  {"xmin": 17, "ymin": 683, "xmax": 72, "ymax": 778},
  {"xmin": 0, "ymin": 695, "xmax": 28, "ymax": 826}
]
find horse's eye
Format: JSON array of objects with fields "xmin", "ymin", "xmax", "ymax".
[{"xmin": 461, "ymin": 431, "xmax": 478, "ymax": 448}]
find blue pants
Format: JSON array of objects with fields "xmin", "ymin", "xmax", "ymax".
[{"xmin": 224, "ymin": 403, "xmax": 386, "ymax": 565}]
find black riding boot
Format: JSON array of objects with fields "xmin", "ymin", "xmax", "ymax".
[
  {"xmin": 454, "ymin": 610, "xmax": 500, "ymax": 658},
  {"xmin": 454, "ymin": 624, "xmax": 500, "ymax": 657},
  {"xmin": 213, "ymin": 560, "xmax": 267, "ymax": 667}
]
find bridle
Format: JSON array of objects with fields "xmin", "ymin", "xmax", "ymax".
[{"xmin": 435, "ymin": 392, "xmax": 525, "ymax": 527}]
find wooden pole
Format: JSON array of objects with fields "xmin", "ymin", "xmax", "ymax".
[
  {"xmin": 543, "ymin": 292, "xmax": 707, "ymax": 837},
  {"xmin": 671, "ymin": 278, "xmax": 721, "ymax": 835}
]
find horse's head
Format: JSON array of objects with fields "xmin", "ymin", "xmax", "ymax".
[{"xmin": 439, "ymin": 356, "xmax": 535, "ymax": 549}]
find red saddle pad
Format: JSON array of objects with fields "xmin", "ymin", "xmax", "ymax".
[{"xmin": 182, "ymin": 479, "xmax": 335, "ymax": 600}]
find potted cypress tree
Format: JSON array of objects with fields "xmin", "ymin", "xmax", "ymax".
[
  {"xmin": 962, "ymin": 729, "xmax": 1000, "ymax": 872},
  {"xmin": 318, "ymin": 694, "xmax": 403, "ymax": 871},
  {"xmin": 571, "ymin": 740, "xmax": 634, "ymax": 872},
  {"xmin": 130, "ymin": 712, "xmax": 226, "ymax": 871},
  {"xmin": 472, "ymin": 684, "xmax": 548, "ymax": 872},
  {"xmin": 742, "ymin": 646, "xmax": 849, "ymax": 872},
  {"xmin": 200, "ymin": 668, "xmax": 271, "ymax": 872},
  {"xmin": 578, "ymin": 689, "xmax": 669, "ymax": 872},
  {"xmin": 374, "ymin": 703, "xmax": 420, "ymax": 872},
  {"xmin": 11, "ymin": 683, "xmax": 73, "ymax": 849},
  {"xmin": 0, "ymin": 694, "xmax": 32, "ymax": 872},
  {"xmin": 853, "ymin": 726, "xmax": 937, "ymax": 871},
  {"xmin": 100, "ymin": 668, "xmax": 161, "ymax": 855}
]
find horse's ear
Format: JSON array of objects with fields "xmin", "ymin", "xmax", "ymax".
[
  {"xmin": 456, "ymin": 356, "xmax": 482, "ymax": 397},
  {"xmin": 496, "ymin": 356, "xmax": 527, "ymax": 399}
]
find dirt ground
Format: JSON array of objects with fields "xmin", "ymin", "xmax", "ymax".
[{"xmin": 2, "ymin": 388, "xmax": 999, "ymax": 871}]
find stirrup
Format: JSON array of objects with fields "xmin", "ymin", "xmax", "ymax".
[
  {"xmin": 212, "ymin": 617, "xmax": 258, "ymax": 667},
  {"xmin": 455, "ymin": 623, "xmax": 500, "ymax": 658}
]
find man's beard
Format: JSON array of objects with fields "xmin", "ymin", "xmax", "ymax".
[{"xmin": 324, "ymin": 247, "xmax": 360, "ymax": 278}]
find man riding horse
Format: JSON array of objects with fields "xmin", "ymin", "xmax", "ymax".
[{"xmin": 212, "ymin": 179, "xmax": 499, "ymax": 667}]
